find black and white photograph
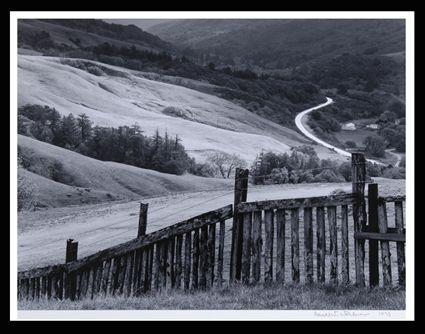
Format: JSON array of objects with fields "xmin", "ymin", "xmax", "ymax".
[{"xmin": 10, "ymin": 11, "xmax": 414, "ymax": 321}]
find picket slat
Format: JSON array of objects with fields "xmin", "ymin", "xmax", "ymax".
[
  {"xmin": 378, "ymin": 201, "xmax": 392, "ymax": 287},
  {"xmin": 395, "ymin": 201, "xmax": 405, "ymax": 286},
  {"xmin": 341, "ymin": 205, "xmax": 350, "ymax": 285},
  {"xmin": 316, "ymin": 207, "xmax": 326, "ymax": 283},
  {"xmin": 124, "ymin": 252, "xmax": 134, "ymax": 297},
  {"xmin": 276, "ymin": 209, "xmax": 286, "ymax": 283},
  {"xmin": 144, "ymin": 245, "xmax": 153, "ymax": 293},
  {"xmin": 208, "ymin": 224, "xmax": 216, "ymax": 287},
  {"xmin": 217, "ymin": 222, "xmax": 225, "ymax": 287},
  {"xmin": 166, "ymin": 237, "xmax": 175, "ymax": 290},
  {"xmin": 184, "ymin": 232, "xmax": 192, "ymax": 290},
  {"xmin": 252, "ymin": 211, "xmax": 262, "ymax": 284},
  {"xmin": 291, "ymin": 209, "xmax": 300, "ymax": 284},
  {"xmin": 199, "ymin": 226, "xmax": 208, "ymax": 290},
  {"xmin": 264, "ymin": 209, "xmax": 274, "ymax": 284},
  {"xmin": 175, "ymin": 235, "xmax": 183, "ymax": 289},
  {"xmin": 192, "ymin": 229, "xmax": 200, "ymax": 289},
  {"xmin": 242, "ymin": 212, "xmax": 252, "ymax": 285},
  {"xmin": 101, "ymin": 259, "xmax": 111, "ymax": 296},
  {"xmin": 327, "ymin": 206, "xmax": 338, "ymax": 285},
  {"xmin": 132, "ymin": 248, "xmax": 142, "ymax": 296},
  {"xmin": 303, "ymin": 208, "xmax": 313, "ymax": 284}
]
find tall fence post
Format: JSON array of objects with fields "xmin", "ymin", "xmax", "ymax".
[
  {"xmin": 66, "ymin": 239, "xmax": 78, "ymax": 263},
  {"xmin": 138, "ymin": 203, "xmax": 149, "ymax": 238},
  {"xmin": 230, "ymin": 168, "xmax": 249, "ymax": 282},
  {"xmin": 65, "ymin": 239, "xmax": 78, "ymax": 300},
  {"xmin": 352, "ymin": 152, "xmax": 367, "ymax": 287},
  {"xmin": 368, "ymin": 183, "xmax": 379, "ymax": 287}
]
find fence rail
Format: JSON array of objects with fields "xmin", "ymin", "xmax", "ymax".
[
  {"xmin": 17, "ymin": 153, "xmax": 406, "ymax": 302},
  {"xmin": 18, "ymin": 205, "xmax": 233, "ymax": 301}
]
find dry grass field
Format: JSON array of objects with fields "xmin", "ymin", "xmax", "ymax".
[{"xmin": 19, "ymin": 282, "xmax": 405, "ymax": 310}]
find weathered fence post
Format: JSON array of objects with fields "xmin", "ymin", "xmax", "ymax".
[
  {"xmin": 66, "ymin": 239, "xmax": 78, "ymax": 263},
  {"xmin": 65, "ymin": 239, "xmax": 78, "ymax": 300},
  {"xmin": 352, "ymin": 152, "xmax": 367, "ymax": 287},
  {"xmin": 394, "ymin": 201, "xmax": 405, "ymax": 286},
  {"xmin": 137, "ymin": 203, "xmax": 149, "ymax": 238},
  {"xmin": 378, "ymin": 198, "xmax": 392, "ymax": 287},
  {"xmin": 230, "ymin": 168, "xmax": 249, "ymax": 282},
  {"xmin": 368, "ymin": 183, "xmax": 380, "ymax": 287}
]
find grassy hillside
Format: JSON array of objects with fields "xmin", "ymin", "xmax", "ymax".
[
  {"xmin": 149, "ymin": 19, "xmax": 405, "ymax": 69},
  {"xmin": 17, "ymin": 19, "xmax": 325, "ymax": 130},
  {"xmin": 19, "ymin": 283, "xmax": 405, "ymax": 310},
  {"xmin": 18, "ymin": 135, "xmax": 232, "ymax": 209},
  {"xmin": 18, "ymin": 55, "xmax": 311, "ymax": 163},
  {"xmin": 150, "ymin": 19, "xmax": 405, "ymax": 108},
  {"xmin": 18, "ymin": 19, "xmax": 173, "ymax": 54}
]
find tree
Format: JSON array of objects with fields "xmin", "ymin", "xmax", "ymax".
[
  {"xmin": 338, "ymin": 162, "xmax": 352, "ymax": 181},
  {"xmin": 378, "ymin": 110, "xmax": 397, "ymax": 125},
  {"xmin": 56, "ymin": 114, "xmax": 80, "ymax": 148},
  {"xmin": 313, "ymin": 169, "xmax": 345, "ymax": 183},
  {"xmin": 77, "ymin": 113, "xmax": 93, "ymax": 142},
  {"xmin": 364, "ymin": 136, "xmax": 386, "ymax": 157},
  {"xmin": 268, "ymin": 167, "xmax": 289, "ymax": 184},
  {"xmin": 206, "ymin": 152, "xmax": 247, "ymax": 179}
]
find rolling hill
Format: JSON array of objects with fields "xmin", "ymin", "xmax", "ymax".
[
  {"xmin": 18, "ymin": 135, "xmax": 232, "ymax": 208},
  {"xmin": 148, "ymin": 19, "xmax": 405, "ymax": 69},
  {"xmin": 18, "ymin": 19, "xmax": 174, "ymax": 54},
  {"xmin": 18, "ymin": 55, "xmax": 310, "ymax": 163}
]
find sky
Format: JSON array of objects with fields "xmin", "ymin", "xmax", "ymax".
[{"xmin": 104, "ymin": 19, "xmax": 173, "ymax": 31}]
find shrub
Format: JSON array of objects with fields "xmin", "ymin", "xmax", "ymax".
[
  {"xmin": 313, "ymin": 169, "xmax": 345, "ymax": 183},
  {"xmin": 189, "ymin": 162, "xmax": 216, "ymax": 178},
  {"xmin": 18, "ymin": 157, "xmax": 36, "ymax": 211},
  {"xmin": 364, "ymin": 136, "xmax": 386, "ymax": 157},
  {"xmin": 382, "ymin": 167, "xmax": 405, "ymax": 179},
  {"xmin": 345, "ymin": 141, "xmax": 357, "ymax": 148}
]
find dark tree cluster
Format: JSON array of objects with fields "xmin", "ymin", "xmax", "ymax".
[
  {"xmin": 251, "ymin": 146, "xmax": 404, "ymax": 185},
  {"xmin": 18, "ymin": 105, "xmax": 202, "ymax": 175},
  {"xmin": 251, "ymin": 146, "xmax": 345, "ymax": 185},
  {"xmin": 91, "ymin": 43, "xmax": 173, "ymax": 65},
  {"xmin": 308, "ymin": 109, "xmax": 342, "ymax": 134},
  {"xmin": 18, "ymin": 30, "xmax": 56, "ymax": 50}
]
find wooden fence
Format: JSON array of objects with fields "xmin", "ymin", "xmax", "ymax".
[
  {"xmin": 17, "ymin": 153, "xmax": 406, "ymax": 301},
  {"xmin": 233, "ymin": 192, "xmax": 405, "ymax": 287},
  {"xmin": 18, "ymin": 205, "xmax": 233, "ymax": 301},
  {"xmin": 230, "ymin": 153, "xmax": 406, "ymax": 287}
]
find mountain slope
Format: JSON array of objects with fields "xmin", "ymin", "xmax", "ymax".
[
  {"xmin": 18, "ymin": 55, "xmax": 309, "ymax": 163},
  {"xmin": 18, "ymin": 19, "xmax": 174, "ymax": 53},
  {"xmin": 149, "ymin": 19, "xmax": 405, "ymax": 69},
  {"xmin": 19, "ymin": 135, "xmax": 232, "ymax": 208}
]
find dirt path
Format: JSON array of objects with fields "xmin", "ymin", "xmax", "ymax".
[
  {"xmin": 18, "ymin": 178, "xmax": 404, "ymax": 271},
  {"xmin": 19, "ymin": 182, "xmax": 353, "ymax": 270},
  {"xmin": 386, "ymin": 148, "xmax": 403, "ymax": 167}
]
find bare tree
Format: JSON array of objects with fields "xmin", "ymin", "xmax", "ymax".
[{"xmin": 206, "ymin": 151, "xmax": 247, "ymax": 179}]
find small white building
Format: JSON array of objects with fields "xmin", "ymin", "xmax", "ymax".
[
  {"xmin": 366, "ymin": 123, "xmax": 380, "ymax": 130},
  {"xmin": 342, "ymin": 122, "xmax": 356, "ymax": 131}
]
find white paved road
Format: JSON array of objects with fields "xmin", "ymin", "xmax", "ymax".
[{"xmin": 295, "ymin": 97, "xmax": 386, "ymax": 166}]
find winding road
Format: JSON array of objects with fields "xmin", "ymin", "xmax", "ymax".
[{"xmin": 295, "ymin": 97, "xmax": 386, "ymax": 166}]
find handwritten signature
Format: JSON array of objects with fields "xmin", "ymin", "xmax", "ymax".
[{"xmin": 314, "ymin": 311, "xmax": 392, "ymax": 318}]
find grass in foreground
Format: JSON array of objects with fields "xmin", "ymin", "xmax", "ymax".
[{"xmin": 19, "ymin": 283, "xmax": 405, "ymax": 310}]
